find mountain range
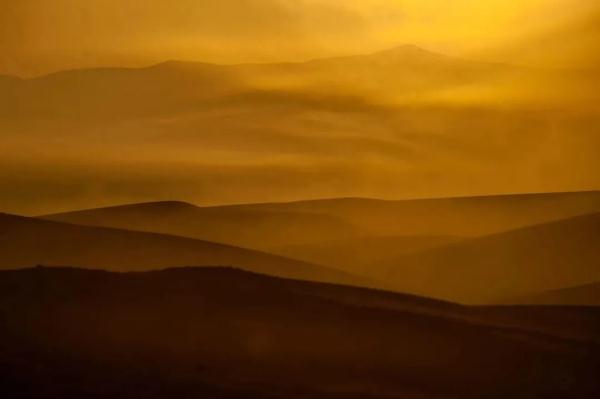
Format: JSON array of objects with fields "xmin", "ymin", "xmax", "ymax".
[
  {"xmin": 2, "ymin": 46, "xmax": 599, "ymax": 215},
  {"xmin": 0, "ymin": 212, "xmax": 366, "ymax": 287},
  {"xmin": 20, "ymin": 190, "xmax": 600, "ymax": 304}
]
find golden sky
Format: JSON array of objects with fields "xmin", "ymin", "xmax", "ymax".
[{"xmin": 2, "ymin": 0, "xmax": 598, "ymax": 76}]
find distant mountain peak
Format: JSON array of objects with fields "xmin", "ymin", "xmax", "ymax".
[
  {"xmin": 371, "ymin": 44, "xmax": 446, "ymax": 59},
  {"xmin": 116, "ymin": 200, "xmax": 199, "ymax": 211},
  {"xmin": 0, "ymin": 74, "xmax": 21, "ymax": 83},
  {"xmin": 149, "ymin": 60, "xmax": 219, "ymax": 71}
]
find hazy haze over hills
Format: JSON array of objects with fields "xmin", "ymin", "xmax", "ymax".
[
  {"xmin": 42, "ymin": 191, "xmax": 600, "ymax": 303},
  {"xmin": 1, "ymin": 45, "xmax": 599, "ymax": 214},
  {"xmin": 43, "ymin": 200, "xmax": 368, "ymax": 250},
  {"xmin": 383, "ymin": 212, "xmax": 600, "ymax": 304},
  {"xmin": 3, "ymin": 1, "xmax": 598, "ymax": 76},
  {"xmin": 43, "ymin": 189, "xmax": 600, "ymax": 261}
]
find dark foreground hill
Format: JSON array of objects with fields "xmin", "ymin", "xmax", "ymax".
[{"xmin": 0, "ymin": 267, "xmax": 599, "ymax": 398}]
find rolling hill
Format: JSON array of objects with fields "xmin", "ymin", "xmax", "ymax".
[
  {"xmin": 217, "ymin": 191, "xmax": 600, "ymax": 237},
  {"xmin": 509, "ymin": 282, "xmax": 600, "ymax": 306},
  {"xmin": 271, "ymin": 235, "xmax": 461, "ymax": 276},
  {"xmin": 42, "ymin": 200, "xmax": 367, "ymax": 251},
  {"xmin": 0, "ymin": 266, "xmax": 598, "ymax": 398},
  {"xmin": 383, "ymin": 212, "xmax": 600, "ymax": 304},
  {"xmin": 43, "ymin": 191, "xmax": 600, "ymax": 256},
  {"xmin": 0, "ymin": 212, "xmax": 366, "ymax": 287}
]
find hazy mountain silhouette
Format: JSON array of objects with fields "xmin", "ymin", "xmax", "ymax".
[
  {"xmin": 271, "ymin": 235, "xmax": 461, "ymax": 276},
  {"xmin": 1, "ymin": 266, "xmax": 598, "ymax": 398},
  {"xmin": 232, "ymin": 44, "xmax": 517, "ymax": 99},
  {"xmin": 508, "ymin": 282, "xmax": 600, "ymax": 306},
  {"xmin": 2, "ymin": 46, "xmax": 600, "ymax": 215},
  {"xmin": 0, "ymin": 213, "xmax": 366, "ymax": 287},
  {"xmin": 41, "ymin": 192, "xmax": 600, "ymax": 288},
  {"xmin": 200, "ymin": 191, "xmax": 600, "ymax": 237},
  {"xmin": 4, "ymin": 61, "xmax": 245, "ymax": 121},
  {"xmin": 43, "ymin": 191, "xmax": 600, "ymax": 252},
  {"xmin": 42, "ymin": 200, "xmax": 367, "ymax": 251},
  {"xmin": 2, "ymin": 44, "xmax": 586, "ymax": 122},
  {"xmin": 383, "ymin": 212, "xmax": 600, "ymax": 304}
]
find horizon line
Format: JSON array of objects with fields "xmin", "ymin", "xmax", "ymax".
[{"xmin": 31, "ymin": 188, "xmax": 600, "ymax": 217}]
